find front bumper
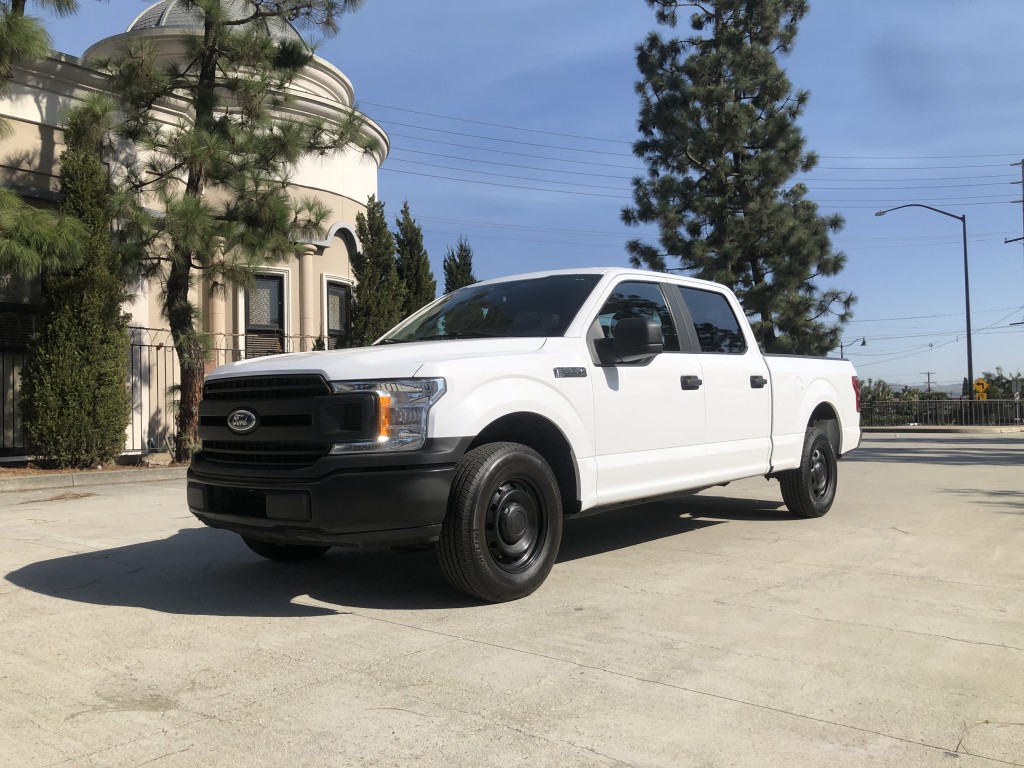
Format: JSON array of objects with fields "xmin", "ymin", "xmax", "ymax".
[{"xmin": 187, "ymin": 437, "xmax": 470, "ymax": 547}]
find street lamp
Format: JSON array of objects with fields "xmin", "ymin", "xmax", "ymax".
[
  {"xmin": 874, "ymin": 204, "xmax": 974, "ymax": 399},
  {"xmin": 839, "ymin": 336, "xmax": 867, "ymax": 357}
]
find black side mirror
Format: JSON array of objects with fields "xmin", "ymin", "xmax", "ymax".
[{"xmin": 596, "ymin": 317, "xmax": 664, "ymax": 364}]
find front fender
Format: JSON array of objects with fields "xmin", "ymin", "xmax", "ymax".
[{"xmin": 428, "ymin": 373, "xmax": 594, "ymax": 460}]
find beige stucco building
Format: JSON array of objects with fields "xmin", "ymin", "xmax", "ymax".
[{"xmin": 0, "ymin": 0, "xmax": 388, "ymax": 457}]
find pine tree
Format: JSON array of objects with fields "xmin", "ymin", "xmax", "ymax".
[
  {"xmin": 0, "ymin": 1, "xmax": 77, "ymax": 131},
  {"xmin": 622, "ymin": 0, "xmax": 853, "ymax": 355},
  {"xmin": 350, "ymin": 195, "xmax": 405, "ymax": 346},
  {"xmin": 0, "ymin": 0, "xmax": 85, "ymax": 274},
  {"xmin": 101, "ymin": 0, "xmax": 376, "ymax": 461},
  {"xmin": 442, "ymin": 235, "xmax": 476, "ymax": 294},
  {"xmin": 394, "ymin": 200, "xmax": 436, "ymax": 315},
  {"xmin": 19, "ymin": 94, "xmax": 131, "ymax": 467}
]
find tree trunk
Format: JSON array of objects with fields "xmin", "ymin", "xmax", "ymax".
[
  {"xmin": 174, "ymin": 339, "xmax": 204, "ymax": 463},
  {"xmin": 166, "ymin": 253, "xmax": 203, "ymax": 463}
]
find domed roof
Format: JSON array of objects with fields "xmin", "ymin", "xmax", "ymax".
[{"xmin": 128, "ymin": 0, "xmax": 305, "ymax": 45}]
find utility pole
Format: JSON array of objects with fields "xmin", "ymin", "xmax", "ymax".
[
  {"xmin": 1009, "ymin": 160, "xmax": 1024, "ymax": 326},
  {"xmin": 1007, "ymin": 159, "xmax": 1023, "ymax": 246},
  {"xmin": 919, "ymin": 371, "xmax": 935, "ymax": 392}
]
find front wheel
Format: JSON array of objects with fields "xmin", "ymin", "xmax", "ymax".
[
  {"xmin": 779, "ymin": 427, "xmax": 837, "ymax": 519},
  {"xmin": 242, "ymin": 537, "xmax": 331, "ymax": 562},
  {"xmin": 438, "ymin": 442, "xmax": 563, "ymax": 602}
]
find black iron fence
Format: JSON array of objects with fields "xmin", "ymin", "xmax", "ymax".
[
  {"xmin": 1, "ymin": 350, "xmax": 25, "ymax": 456},
  {"xmin": 126, "ymin": 332, "xmax": 180, "ymax": 456},
  {"xmin": 1, "ymin": 329, "xmax": 319, "ymax": 459},
  {"xmin": 1, "ymin": 329, "xmax": 183, "ymax": 459},
  {"xmin": 861, "ymin": 399, "xmax": 1023, "ymax": 428},
  {"xmin": 6, "ymin": 336, "xmax": 1023, "ymax": 458}
]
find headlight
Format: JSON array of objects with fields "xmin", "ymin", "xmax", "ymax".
[{"xmin": 328, "ymin": 378, "xmax": 446, "ymax": 452}]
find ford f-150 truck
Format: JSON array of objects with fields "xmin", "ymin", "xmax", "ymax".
[{"xmin": 187, "ymin": 268, "xmax": 860, "ymax": 602}]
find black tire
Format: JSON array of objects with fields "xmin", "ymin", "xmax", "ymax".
[
  {"xmin": 779, "ymin": 427, "xmax": 838, "ymax": 519},
  {"xmin": 242, "ymin": 537, "xmax": 331, "ymax": 562},
  {"xmin": 438, "ymin": 442, "xmax": 563, "ymax": 602}
]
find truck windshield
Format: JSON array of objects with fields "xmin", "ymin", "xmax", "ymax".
[{"xmin": 379, "ymin": 274, "xmax": 602, "ymax": 343}]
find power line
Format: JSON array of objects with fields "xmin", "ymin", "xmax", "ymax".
[
  {"xmin": 392, "ymin": 147, "xmax": 636, "ymax": 180},
  {"xmin": 388, "ymin": 132, "xmax": 641, "ymax": 169},
  {"xmin": 361, "ymin": 101, "xmax": 631, "ymax": 145},
  {"xmin": 381, "ymin": 121, "xmax": 628, "ymax": 157},
  {"xmin": 847, "ymin": 306, "xmax": 1023, "ymax": 324},
  {"xmin": 388, "ymin": 158, "xmax": 629, "ymax": 191},
  {"xmin": 380, "ymin": 167, "xmax": 628, "ymax": 199}
]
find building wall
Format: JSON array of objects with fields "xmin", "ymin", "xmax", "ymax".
[{"xmin": 0, "ymin": 30, "xmax": 387, "ymax": 457}]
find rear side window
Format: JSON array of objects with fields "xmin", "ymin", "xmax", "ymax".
[{"xmin": 677, "ymin": 286, "xmax": 747, "ymax": 354}]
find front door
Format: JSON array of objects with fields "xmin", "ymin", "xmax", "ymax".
[{"xmin": 590, "ymin": 280, "xmax": 708, "ymax": 505}]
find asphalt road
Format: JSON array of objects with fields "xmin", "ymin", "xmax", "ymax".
[{"xmin": 1, "ymin": 433, "xmax": 1022, "ymax": 767}]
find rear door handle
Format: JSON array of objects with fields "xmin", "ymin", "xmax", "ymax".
[
  {"xmin": 750, "ymin": 375, "xmax": 768, "ymax": 389},
  {"xmin": 680, "ymin": 375, "xmax": 703, "ymax": 391}
]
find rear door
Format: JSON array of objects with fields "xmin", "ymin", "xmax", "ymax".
[
  {"xmin": 674, "ymin": 285, "xmax": 772, "ymax": 483},
  {"xmin": 589, "ymin": 279, "xmax": 708, "ymax": 505}
]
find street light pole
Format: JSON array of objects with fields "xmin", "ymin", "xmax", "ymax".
[
  {"xmin": 875, "ymin": 204, "xmax": 974, "ymax": 400},
  {"xmin": 839, "ymin": 336, "xmax": 867, "ymax": 357}
]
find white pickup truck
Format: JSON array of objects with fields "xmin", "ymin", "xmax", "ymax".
[{"xmin": 188, "ymin": 267, "xmax": 860, "ymax": 601}]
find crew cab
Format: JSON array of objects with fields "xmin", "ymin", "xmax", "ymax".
[{"xmin": 187, "ymin": 268, "xmax": 860, "ymax": 602}]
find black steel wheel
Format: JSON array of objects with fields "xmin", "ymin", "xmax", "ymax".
[
  {"xmin": 438, "ymin": 442, "xmax": 563, "ymax": 602},
  {"xmin": 242, "ymin": 537, "xmax": 331, "ymax": 562},
  {"xmin": 779, "ymin": 427, "xmax": 837, "ymax": 519}
]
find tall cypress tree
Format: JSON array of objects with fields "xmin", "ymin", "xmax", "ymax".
[
  {"xmin": 394, "ymin": 200, "xmax": 436, "ymax": 315},
  {"xmin": 20, "ymin": 95, "xmax": 131, "ymax": 467},
  {"xmin": 102, "ymin": 0, "xmax": 376, "ymax": 460},
  {"xmin": 350, "ymin": 195, "xmax": 405, "ymax": 345},
  {"xmin": 623, "ymin": 0, "xmax": 853, "ymax": 355},
  {"xmin": 442, "ymin": 235, "xmax": 476, "ymax": 294}
]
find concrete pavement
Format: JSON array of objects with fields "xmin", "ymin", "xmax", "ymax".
[{"xmin": 1, "ymin": 433, "xmax": 1022, "ymax": 767}]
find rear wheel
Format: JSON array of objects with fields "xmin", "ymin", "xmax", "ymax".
[
  {"xmin": 242, "ymin": 537, "xmax": 331, "ymax": 562},
  {"xmin": 438, "ymin": 442, "xmax": 563, "ymax": 602},
  {"xmin": 779, "ymin": 427, "xmax": 837, "ymax": 518}
]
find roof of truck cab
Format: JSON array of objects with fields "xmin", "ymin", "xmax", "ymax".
[{"xmin": 469, "ymin": 267, "xmax": 731, "ymax": 292}]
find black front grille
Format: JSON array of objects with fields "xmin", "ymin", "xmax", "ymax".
[
  {"xmin": 201, "ymin": 440, "xmax": 330, "ymax": 466},
  {"xmin": 198, "ymin": 375, "xmax": 375, "ymax": 469},
  {"xmin": 203, "ymin": 375, "xmax": 331, "ymax": 400}
]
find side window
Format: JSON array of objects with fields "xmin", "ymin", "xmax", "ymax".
[
  {"xmin": 677, "ymin": 286, "xmax": 747, "ymax": 354},
  {"xmin": 596, "ymin": 281, "xmax": 679, "ymax": 352},
  {"xmin": 326, "ymin": 281, "xmax": 351, "ymax": 349},
  {"xmin": 245, "ymin": 274, "xmax": 285, "ymax": 357}
]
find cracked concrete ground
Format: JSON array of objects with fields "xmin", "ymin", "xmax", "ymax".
[{"xmin": 1, "ymin": 432, "xmax": 1022, "ymax": 767}]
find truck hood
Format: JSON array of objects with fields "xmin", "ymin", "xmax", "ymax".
[{"xmin": 206, "ymin": 338, "xmax": 548, "ymax": 382}]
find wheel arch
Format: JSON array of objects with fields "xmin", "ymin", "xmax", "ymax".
[
  {"xmin": 469, "ymin": 412, "xmax": 581, "ymax": 515},
  {"xmin": 807, "ymin": 401, "xmax": 843, "ymax": 455}
]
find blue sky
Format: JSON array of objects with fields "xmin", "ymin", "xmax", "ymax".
[{"xmin": 42, "ymin": 0, "xmax": 1024, "ymax": 391}]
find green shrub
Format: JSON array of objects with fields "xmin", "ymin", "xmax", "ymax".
[
  {"xmin": 18, "ymin": 96, "xmax": 131, "ymax": 468},
  {"xmin": 19, "ymin": 267, "xmax": 131, "ymax": 468}
]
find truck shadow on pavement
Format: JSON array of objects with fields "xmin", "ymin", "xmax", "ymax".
[{"xmin": 4, "ymin": 494, "xmax": 789, "ymax": 616}]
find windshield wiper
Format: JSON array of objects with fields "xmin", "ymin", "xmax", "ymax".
[
  {"xmin": 417, "ymin": 331, "xmax": 507, "ymax": 341},
  {"xmin": 375, "ymin": 338, "xmax": 410, "ymax": 345}
]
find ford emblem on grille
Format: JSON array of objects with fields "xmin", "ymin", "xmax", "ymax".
[{"xmin": 227, "ymin": 409, "xmax": 258, "ymax": 434}]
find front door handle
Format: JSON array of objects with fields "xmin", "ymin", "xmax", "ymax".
[
  {"xmin": 680, "ymin": 375, "xmax": 703, "ymax": 391},
  {"xmin": 750, "ymin": 375, "xmax": 768, "ymax": 389}
]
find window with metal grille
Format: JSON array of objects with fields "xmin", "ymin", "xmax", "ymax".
[
  {"xmin": 326, "ymin": 281, "xmax": 351, "ymax": 350},
  {"xmin": 245, "ymin": 274, "xmax": 284, "ymax": 357}
]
